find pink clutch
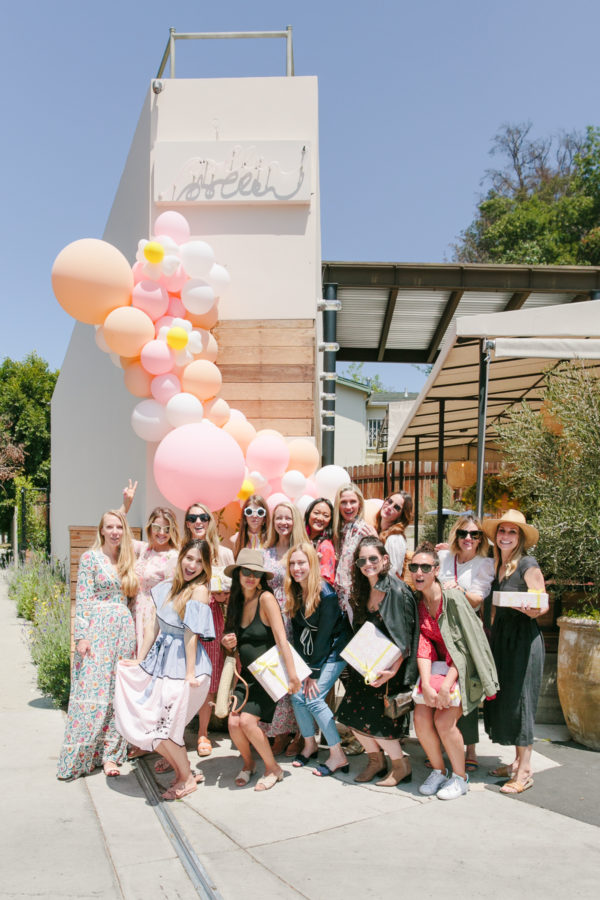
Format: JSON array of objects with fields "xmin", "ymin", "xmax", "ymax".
[{"xmin": 412, "ymin": 661, "xmax": 461, "ymax": 706}]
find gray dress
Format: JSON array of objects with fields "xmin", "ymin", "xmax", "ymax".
[{"xmin": 484, "ymin": 556, "xmax": 544, "ymax": 746}]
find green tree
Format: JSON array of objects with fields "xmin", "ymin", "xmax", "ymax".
[
  {"xmin": 341, "ymin": 361, "xmax": 390, "ymax": 392},
  {"xmin": 453, "ymin": 123, "xmax": 600, "ymax": 265}
]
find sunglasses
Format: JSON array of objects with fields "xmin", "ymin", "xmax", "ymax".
[
  {"xmin": 186, "ymin": 513, "xmax": 211, "ymax": 524},
  {"xmin": 356, "ymin": 555, "xmax": 382, "ymax": 568},
  {"xmin": 150, "ymin": 524, "xmax": 170, "ymax": 534},
  {"xmin": 383, "ymin": 498, "xmax": 403, "ymax": 514},
  {"xmin": 244, "ymin": 507, "xmax": 266, "ymax": 518},
  {"xmin": 408, "ymin": 562, "xmax": 435, "ymax": 574},
  {"xmin": 240, "ymin": 567, "xmax": 261, "ymax": 578},
  {"xmin": 456, "ymin": 529, "xmax": 482, "ymax": 540}
]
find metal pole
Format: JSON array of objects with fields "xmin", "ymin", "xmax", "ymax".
[
  {"xmin": 476, "ymin": 340, "xmax": 493, "ymax": 520},
  {"xmin": 399, "ymin": 460, "xmax": 405, "ymax": 491},
  {"xmin": 286, "ymin": 25, "xmax": 294, "ymax": 76},
  {"xmin": 169, "ymin": 27, "xmax": 176, "ymax": 78},
  {"xmin": 383, "ymin": 451, "xmax": 389, "ymax": 497},
  {"xmin": 437, "ymin": 399, "xmax": 445, "ymax": 543},
  {"xmin": 321, "ymin": 284, "xmax": 338, "ymax": 466},
  {"xmin": 413, "ymin": 437, "xmax": 420, "ymax": 547}
]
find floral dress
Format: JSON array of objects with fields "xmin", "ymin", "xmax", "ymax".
[
  {"xmin": 131, "ymin": 542, "xmax": 178, "ymax": 654},
  {"xmin": 57, "ymin": 550, "xmax": 136, "ymax": 779},
  {"xmin": 334, "ymin": 519, "xmax": 377, "ymax": 621},
  {"xmin": 262, "ymin": 546, "xmax": 297, "ymax": 735}
]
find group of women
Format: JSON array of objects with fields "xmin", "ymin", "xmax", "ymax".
[{"xmin": 57, "ymin": 480, "xmax": 547, "ymax": 802}]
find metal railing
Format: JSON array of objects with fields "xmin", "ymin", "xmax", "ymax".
[{"xmin": 156, "ymin": 26, "xmax": 295, "ymax": 79}]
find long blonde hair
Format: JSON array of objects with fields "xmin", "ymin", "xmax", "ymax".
[
  {"xmin": 169, "ymin": 539, "xmax": 212, "ymax": 617},
  {"xmin": 492, "ymin": 527, "xmax": 527, "ymax": 579},
  {"xmin": 264, "ymin": 502, "xmax": 307, "ymax": 549},
  {"xmin": 284, "ymin": 543, "xmax": 322, "ymax": 618},
  {"xmin": 146, "ymin": 506, "xmax": 180, "ymax": 549},
  {"xmin": 448, "ymin": 514, "xmax": 488, "ymax": 558},
  {"xmin": 332, "ymin": 483, "xmax": 365, "ymax": 551},
  {"xmin": 184, "ymin": 503, "xmax": 221, "ymax": 564},
  {"xmin": 92, "ymin": 509, "xmax": 139, "ymax": 598}
]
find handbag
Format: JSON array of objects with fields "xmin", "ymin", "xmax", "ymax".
[
  {"xmin": 213, "ymin": 653, "xmax": 249, "ymax": 718},
  {"xmin": 383, "ymin": 684, "xmax": 413, "ymax": 719}
]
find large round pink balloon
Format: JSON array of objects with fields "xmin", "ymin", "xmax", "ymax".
[
  {"xmin": 153, "ymin": 211, "xmax": 191, "ymax": 245},
  {"xmin": 154, "ymin": 421, "xmax": 245, "ymax": 511},
  {"xmin": 246, "ymin": 434, "xmax": 290, "ymax": 480}
]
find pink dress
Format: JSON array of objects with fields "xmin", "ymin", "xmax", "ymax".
[
  {"xmin": 201, "ymin": 544, "xmax": 234, "ymax": 693},
  {"xmin": 131, "ymin": 542, "xmax": 178, "ymax": 655}
]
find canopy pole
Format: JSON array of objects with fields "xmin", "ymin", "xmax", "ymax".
[
  {"xmin": 321, "ymin": 283, "xmax": 338, "ymax": 465},
  {"xmin": 437, "ymin": 400, "xmax": 445, "ymax": 542},
  {"xmin": 413, "ymin": 436, "xmax": 420, "ymax": 547},
  {"xmin": 475, "ymin": 340, "xmax": 493, "ymax": 520}
]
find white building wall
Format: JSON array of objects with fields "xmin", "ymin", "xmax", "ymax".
[
  {"xmin": 51, "ymin": 77, "xmax": 321, "ymax": 562},
  {"xmin": 334, "ymin": 383, "xmax": 368, "ymax": 468}
]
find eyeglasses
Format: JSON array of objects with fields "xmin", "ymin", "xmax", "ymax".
[
  {"xmin": 383, "ymin": 498, "xmax": 403, "ymax": 514},
  {"xmin": 186, "ymin": 513, "xmax": 211, "ymax": 524},
  {"xmin": 408, "ymin": 562, "xmax": 435, "ymax": 574},
  {"xmin": 356, "ymin": 555, "xmax": 381, "ymax": 568},
  {"xmin": 244, "ymin": 507, "xmax": 266, "ymax": 518},
  {"xmin": 456, "ymin": 529, "xmax": 482, "ymax": 540},
  {"xmin": 240, "ymin": 567, "xmax": 260, "ymax": 578},
  {"xmin": 151, "ymin": 524, "xmax": 170, "ymax": 534}
]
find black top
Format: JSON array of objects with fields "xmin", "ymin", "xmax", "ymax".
[
  {"xmin": 291, "ymin": 582, "xmax": 351, "ymax": 677},
  {"xmin": 368, "ymin": 573, "xmax": 418, "ymax": 687}
]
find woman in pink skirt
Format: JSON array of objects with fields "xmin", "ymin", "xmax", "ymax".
[{"xmin": 115, "ymin": 539, "xmax": 215, "ymax": 800}]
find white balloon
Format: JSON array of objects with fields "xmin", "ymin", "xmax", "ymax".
[
  {"xmin": 109, "ymin": 352, "xmax": 123, "ymax": 369},
  {"xmin": 131, "ymin": 399, "xmax": 172, "ymax": 442},
  {"xmin": 175, "ymin": 348, "xmax": 194, "ymax": 367},
  {"xmin": 161, "ymin": 254, "xmax": 180, "ymax": 276},
  {"xmin": 208, "ymin": 263, "xmax": 231, "ymax": 297},
  {"xmin": 248, "ymin": 470, "xmax": 268, "ymax": 492},
  {"xmin": 166, "ymin": 392, "xmax": 205, "ymax": 428},
  {"xmin": 295, "ymin": 494, "xmax": 314, "ymax": 516},
  {"xmin": 181, "ymin": 279, "xmax": 216, "ymax": 316},
  {"xmin": 94, "ymin": 326, "xmax": 111, "ymax": 354},
  {"xmin": 314, "ymin": 465, "xmax": 351, "ymax": 501},
  {"xmin": 281, "ymin": 469, "xmax": 307, "ymax": 500},
  {"xmin": 181, "ymin": 240, "xmax": 215, "ymax": 278},
  {"xmin": 152, "ymin": 235, "xmax": 180, "ymax": 254},
  {"xmin": 172, "ymin": 317, "xmax": 192, "ymax": 332}
]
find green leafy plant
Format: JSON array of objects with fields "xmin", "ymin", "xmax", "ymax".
[{"xmin": 461, "ymin": 473, "xmax": 515, "ymax": 515}]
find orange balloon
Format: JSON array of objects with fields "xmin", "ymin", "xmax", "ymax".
[
  {"xmin": 187, "ymin": 303, "xmax": 219, "ymax": 330},
  {"xmin": 120, "ymin": 355, "xmax": 141, "ymax": 367},
  {"xmin": 255, "ymin": 429, "xmax": 282, "ymax": 439},
  {"xmin": 103, "ymin": 306, "xmax": 155, "ymax": 358},
  {"xmin": 123, "ymin": 361, "xmax": 153, "ymax": 397},
  {"xmin": 181, "ymin": 359, "xmax": 222, "ymax": 401},
  {"xmin": 204, "ymin": 397, "xmax": 231, "ymax": 427},
  {"xmin": 223, "ymin": 418, "xmax": 257, "ymax": 454},
  {"xmin": 52, "ymin": 238, "xmax": 133, "ymax": 325},
  {"xmin": 287, "ymin": 438, "xmax": 320, "ymax": 477},
  {"xmin": 194, "ymin": 332, "xmax": 219, "ymax": 363},
  {"xmin": 217, "ymin": 500, "xmax": 241, "ymax": 540}
]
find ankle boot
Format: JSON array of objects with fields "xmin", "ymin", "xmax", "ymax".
[
  {"xmin": 354, "ymin": 751, "xmax": 386, "ymax": 783},
  {"xmin": 376, "ymin": 755, "xmax": 412, "ymax": 786}
]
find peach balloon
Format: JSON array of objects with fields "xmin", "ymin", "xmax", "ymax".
[
  {"xmin": 223, "ymin": 418, "xmax": 257, "ymax": 454},
  {"xmin": 204, "ymin": 397, "xmax": 231, "ymax": 427},
  {"xmin": 364, "ymin": 498, "xmax": 384, "ymax": 528},
  {"xmin": 181, "ymin": 359, "xmax": 222, "ymax": 401},
  {"xmin": 103, "ymin": 306, "xmax": 155, "ymax": 357},
  {"xmin": 52, "ymin": 238, "xmax": 133, "ymax": 325},
  {"xmin": 286, "ymin": 438, "xmax": 320, "ymax": 478},
  {"xmin": 217, "ymin": 500, "xmax": 242, "ymax": 538},
  {"xmin": 187, "ymin": 304, "xmax": 219, "ymax": 330},
  {"xmin": 123, "ymin": 362, "xmax": 153, "ymax": 398}
]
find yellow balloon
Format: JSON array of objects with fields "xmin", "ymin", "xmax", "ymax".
[
  {"xmin": 237, "ymin": 479, "xmax": 255, "ymax": 502},
  {"xmin": 144, "ymin": 241, "xmax": 165, "ymax": 264},
  {"xmin": 166, "ymin": 326, "xmax": 189, "ymax": 350}
]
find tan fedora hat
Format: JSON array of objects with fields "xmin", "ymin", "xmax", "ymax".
[
  {"xmin": 482, "ymin": 508, "xmax": 539, "ymax": 549},
  {"xmin": 224, "ymin": 547, "xmax": 274, "ymax": 579}
]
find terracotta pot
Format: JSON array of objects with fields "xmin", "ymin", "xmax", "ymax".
[{"xmin": 557, "ymin": 616, "xmax": 600, "ymax": 750}]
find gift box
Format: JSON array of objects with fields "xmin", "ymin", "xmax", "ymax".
[
  {"xmin": 412, "ymin": 661, "xmax": 461, "ymax": 706},
  {"xmin": 340, "ymin": 621, "xmax": 402, "ymax": 685},
  {"xmin": 492, "ymin": 590, "xmax": 549, "ymax": 612},
  {"xmin": 248, "ymin": 642, "xmax": 312, "ymax": 701},
  {"xmin": 210, "ymin": 567, "xmax": 232, "ymax": 594}
]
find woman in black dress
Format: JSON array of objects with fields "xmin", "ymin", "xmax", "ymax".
[
  {"xmin": 222, "ymin": 549, "xmax": 302, "ymax": 791},
  {"xmin": 337, "ymin": 536, "xmax": 418, "ymax": 786},
  {"xmin": 482, "ymin": 510, "xmax": 546, "ymax": 795}
]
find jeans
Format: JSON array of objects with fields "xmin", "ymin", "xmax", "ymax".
[{"xmin": 291, "ymin": 656, "xmax": 346, "ymax": 747}]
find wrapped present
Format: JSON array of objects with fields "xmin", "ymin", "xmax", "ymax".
[
  {"xmin": 340, "ymin": 621, "xmax": 402, "ymax": 685},
  {"xmin": 412, "ymin": 661, "xmax": 461, "ymax": 706},
  {"xmin": 248, "ymin": 642, "xmax": 312, "ymax": 701},
  {"xmin": 210, "ymin": 566, "xmax": 232, "ymax": 594},
  {"xmin": 492, "ymin": 590, "xmax": 549, "ymax": 612}
]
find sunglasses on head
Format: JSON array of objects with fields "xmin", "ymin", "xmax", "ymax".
[
  {"xmin": 240, "ymin": 567, "xmax": 260, "ymax": 578},
  {"xmin": 186, "ymin": 513, "xmax": 211, "ymax": 524},
  {"xmin": 407, "ymin": 562, "xmax": 435, "ymax": 574},
  {"xmin": 244, "ymin": 507, "xmax": 266, "ymax": 518},
  {"xmin": 150, "ymin": 524, "xmax": 170, "ymax": 534},
  {"xmin": 456, "ymin": 529, "xmax": 482, "ymax": 540},
  {"xmin": 383, "ymin": 498, "xmax": 403, "ymax": 514},
  {"xmin": 356, "ymin": 555, "xmax": 381, "ymax": 568}
]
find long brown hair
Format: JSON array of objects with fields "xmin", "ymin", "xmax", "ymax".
[
  {"xmin": 376, "ymin": 491, "xmax": 413, "ymax": 541},
  {"xmin": 234, "ymin": 494, "xmax": 269, "ymax": 556},
  {"xmin": 284, "ymin": 543, "xmax": 323, "ymax": 618},
  {"xmin": 349, "ymin": 536, "xmax": 389, "ymax": 626},
  {"xmin": 183, "ymin": 503, "xmax": 221, "ymax": 564},
  {"xmin": 92, "ymin": 510, "xmax": 139, "ymax": 598},
  {"xmin": 492, "ymin": 528, "xmax": 527, "ymax": 579},
  {"xmin": 169, "ymin": 539, "xmax": 211, "ymax": 617}
]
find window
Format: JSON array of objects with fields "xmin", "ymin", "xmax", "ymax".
[{"xmin": 367, "ymin": 418, "xmax": 382, "ymax": 449}]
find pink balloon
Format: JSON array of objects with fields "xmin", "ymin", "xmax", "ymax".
[
  {"xmin": 155, "ymin": 315, "xmax": 174, "ymax": 335},
  {"xmin": 132, "ymin": 261, "xmax": 145, "ymax": 284},
  {"xmin": 132, "ymin": 281, "xmax": 169, "ymax": 321},
  {"xmin": 154, "ymin": 421, "xmax": 245, "ymax": 511},
  {"xmin": 141, "ymin": 339, "xmax": 176, "ymax": 375},
  {"xmin": 246, "ymin": 434, "xmax": 290, "ymax": 480},
  {"xmin": 305, "ymin": 478, "xmax": 319, "ymax": 498},
  {"xmin": 167, "ymin": 295, "xmax": 186, "ymax": 317},
  {"xmin": 268, "ymin": 477, "xmax": 283, "ymax": 495},
  {"xmin": 151, "ymin": 373, "xmax": 181, "ymax": 404},
  {"xmin": 153, "ymin": 211, "xmax": 191, "ymax": 245},
  {"xmin": 160, "ymin": 265, "xmax": 188, "ymax": 294},
  {"xmin": 267, "ymin": 492, "xmax": 291, "ymax": 512}
]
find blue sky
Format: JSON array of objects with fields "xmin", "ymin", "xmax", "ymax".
[{"xmin": 3, "ymin": 0, "xmax": 599, "ymax": 393}]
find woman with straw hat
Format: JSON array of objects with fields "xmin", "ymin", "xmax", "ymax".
[{"xmin": 482, "ymin": 509, "xmax": 546, "ymax": 795}]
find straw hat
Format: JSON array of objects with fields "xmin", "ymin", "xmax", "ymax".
[
  {"xmin": 482, "ymin": 509, "xmax": 539, "ymax": 549},
  {"xmin": 224, "ymin": 548, "xmax": 274, "ymax": 579}
]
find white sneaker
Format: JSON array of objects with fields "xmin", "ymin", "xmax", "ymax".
[
  {"xmin": 419, "ymin": 768, "xmax": 449, "ymax": 796},
  {"xmin": 437, "ymin": 773, "xmax": 469, "ymax": 800}
]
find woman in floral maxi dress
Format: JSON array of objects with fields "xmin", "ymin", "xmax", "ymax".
[{"xmin": 57, "ymin": 511, "xmax": 138, "ymax": 780}]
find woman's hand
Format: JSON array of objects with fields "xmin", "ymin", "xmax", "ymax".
[
  {"xmin": 435, "ymin": 542, "xmax": 450, "ymax": 551},
  {"xmin": 435, "ymin": 685, "xmax": 452, "ymax": 709},
  {"xmin": 120, "ymin": 658, "xmax": 141, "ymax": 667},
  {"xmin": 442, "ymin": 579, "xmax": 458, "ymax": 591},
  {"xmin": 76, "ymin": 639, "xmax": 92, "ymax": 658},
  {"xmin": 122, "ymin": 479, "xmax": 138, "ymax": 513},
  {"xmin": 303, "ymin": 677, "xmax": 319, "ymax": 699},
  {"xmin": 520, "ymin": 604, "xmax": 542, "ymax": 619},
  {"xmin": 288, "ymin": 674, "xmax": 302, "ymax": 695},
  {"xmin": 214, "ymin": 591, "xmax": 230, "ymax": 604},
  {"xmin": 370, "ymin": 669, "xmax": 395, "ymax": 688},
  {"xmin": 222, "ymin": 632, "xmax": 237, "ymax": 651},
  {"xmin": 185, "ymin": 674, "xmax": 201, "ymax": 687},
  {"xmin": 421, "ymin": 683, "xmax": 438, "ymax": 707}
]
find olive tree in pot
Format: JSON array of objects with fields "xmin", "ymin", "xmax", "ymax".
[{"xmin": 496, "ymin": 361, "xmax": 600, "ymax": 749}]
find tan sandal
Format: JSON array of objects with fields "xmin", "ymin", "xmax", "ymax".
[
  {"xmin": 254, "ymin": 770, "xmax": 283, "ymax": 792},
  {"xmin": 500, "ymin": 777, "xmax": 534, "ymax": 794},
  {"xmin": 235, "ymin": 767, "xmax": 256, "ymax": 787},
  {"xmin": 103, "ymin": 761, "xmax": 120, "ymax": 777},
  {"xmin": 488, "ymin": 764, "xmax": 516, "ymax": 778},
  {"xmin": 197, "ymin": 736, "xmax": 212, "ymax": 757}
]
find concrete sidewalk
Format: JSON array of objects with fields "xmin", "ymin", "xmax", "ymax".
[{"xmin": 2, "ymin": 573, "xmax": 598, "ymax": 899}]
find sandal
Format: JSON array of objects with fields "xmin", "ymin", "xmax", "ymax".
[
  {"xmin": 197, "ymin": 736, "xmax": 212, "ymax": 757},
  {"xmin": 154, "ymin": 758, "xmax": 173, "ymax": 775},
  {"xmin": 500, "ymin": 777, "xmax": 534, "ymax": 794},
  {"xmin": 162, "ymin": 779, "xmax": 198, "ymax": 801},
  {"xmin": 235, "ymin": 767, "xmax": 256, "ymax": 787},
  {"xmin": 488, "ymin": 764, "xmax": 516, "ymax": 778},
  {"xmin": 285, "ymin": 734, "xmax": 304, "ymax": 757},
  {"xmin": 103, "ymin": 762, "xmax": 120, "ymax": 777},
  {"xmin": 465, "ymin": 758, "xmax": 479, "ymax": 773},
  {"xmin": 292, "ymin": 751, "xmax": 319, "ymax": 768},
  {"xmin": 127, "ymin": 747, "xmax": 148, "ymax": 760},
  {"xmin": 254, "ymin": 770, "xmax": 284, "ymax": 792}
]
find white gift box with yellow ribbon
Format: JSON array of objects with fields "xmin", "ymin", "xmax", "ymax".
[
  {"xmin": 492, "ymin": 590, "xmax": 549, "ymax": 611},
  {"xmin": 248, "ymin": 642, "xmax": 312, "ymax": 701},
  {"xmin": 340, "ymin": 621, "xmax": 402, "ymax": 685}
]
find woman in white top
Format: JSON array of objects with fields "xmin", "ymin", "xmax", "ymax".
[
  {"xmin": 375, "ymin": 491, "xmax": 413, "ymax": 579},
  {"xmin": 436, "ymin": 514, "xmax": 494, "ymax": 772}
]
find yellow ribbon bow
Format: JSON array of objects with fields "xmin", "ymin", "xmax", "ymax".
[{"xmin": 345, "ymin": 642, "xmax": 394, "ymax": 685}]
